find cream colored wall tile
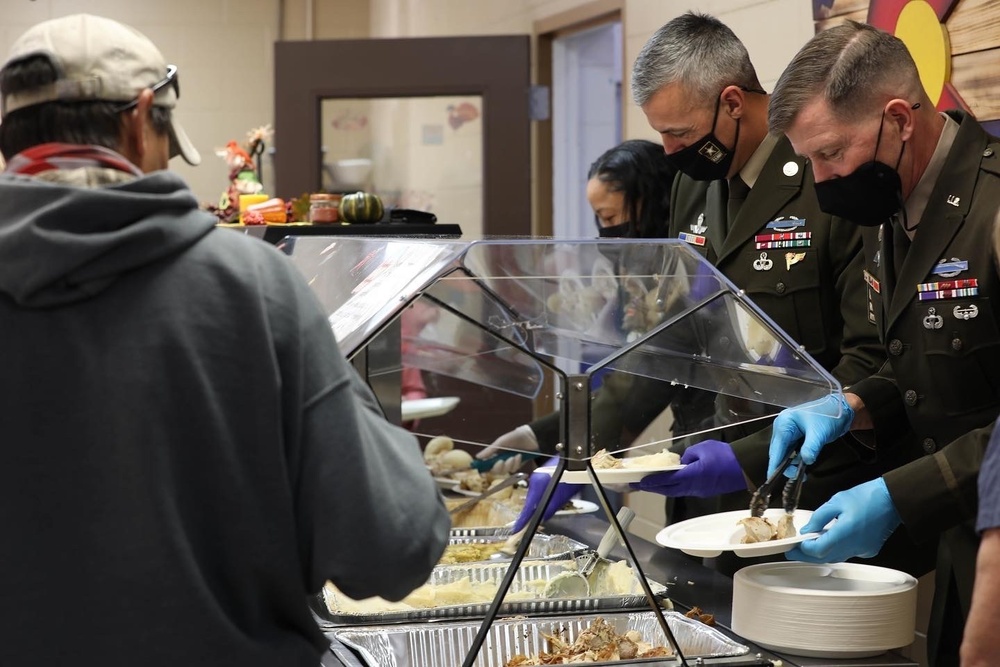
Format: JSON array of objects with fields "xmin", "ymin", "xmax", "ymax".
[
  {"xmin": 431, "ymin": 184, "xmax": 484, "ymax": 239},
  {"xmin": 627, "ymin": 490, "xmax": 667, "ymax": 543},
  {"xmin": 718, "ymin": 0, "xmax": 813, "ymax": 88},
  {"xmin": 1, "ymin": 1, "xmax": 278, "ymax": 205},
  {"xmin": 315, "ymin": 0, "xmax": 371, "ymax": 39},
  {"xmin": 624, "ymin": 0, "xmax": 679, "ymax": 37},
  {"xmin": 225, "ymin": 0, "xmax": 282, "ymax": 22},
  {"xmin": 0, "ymin": 0, "xmax": 49, "ymax": 28},
  {"xmin": 49, "ymin": 0, "xmax": 226, "ymax": 25}
]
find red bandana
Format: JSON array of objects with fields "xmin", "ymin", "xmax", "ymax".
[{"xmin": 4, "ymin": 143, "xmax": 143, "ymax": 177}]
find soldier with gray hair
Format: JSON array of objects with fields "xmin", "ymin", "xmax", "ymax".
[
  {"xmin": 626, "ymin": 13, "xmax": 898, "ymax": 563},
  {"xmin": 766, "ymin": 20, "xmax": 1000, "ymax": 666}
]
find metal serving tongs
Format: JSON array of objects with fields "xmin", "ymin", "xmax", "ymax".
[
  {"xmin": 749, "ymin": 441, "xmax": 807, "ymax": 518},
  {"xmin": 448, "ymin": 472, "xmax": 528, "ymax": 515}
]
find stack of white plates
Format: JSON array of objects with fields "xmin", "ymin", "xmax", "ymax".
[{"xmin": 732, "ymin": 562, "xmax": 917, "ymax": 658}]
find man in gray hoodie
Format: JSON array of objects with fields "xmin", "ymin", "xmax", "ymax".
[{"xmin": 0, "ymin": 14, "xmax": 449, "ymax": 667}]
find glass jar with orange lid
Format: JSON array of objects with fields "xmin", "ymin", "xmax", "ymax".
[{"xmin": 309, "ymin": 193, "xmax": 342, "ymax": 224}]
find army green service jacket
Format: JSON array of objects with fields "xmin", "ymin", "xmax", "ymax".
[
  {"xmin": 852, "ymin": 112, "xmax": 1000, "ymax": 544},
  {"xmin": 669, "ymin": 135, "xmax": 890, "ymax": 498}
]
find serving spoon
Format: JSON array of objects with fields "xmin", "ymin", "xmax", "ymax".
[{"xmin": 543, "ymin": 506, "xmax": 636, "ymax": 598}]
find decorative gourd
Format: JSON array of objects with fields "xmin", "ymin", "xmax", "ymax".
[{"xmin": 339, "ymin": 191, "xmax": 384, "ymax": 223}]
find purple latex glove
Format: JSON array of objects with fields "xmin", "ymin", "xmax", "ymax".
[
  {"xmin": 511, "ymin": 459, "xmax": 582, "ymax": 532},
  {"xmin": 629, "ymin": 440, "xmax": 747, "ymax": 497}
]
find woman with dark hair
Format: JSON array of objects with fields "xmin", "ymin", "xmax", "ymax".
[{"xmin": 586, "ymin": 139, "xmax": 677, "ymax": 238}]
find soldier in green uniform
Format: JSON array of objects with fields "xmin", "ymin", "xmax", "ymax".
[
  {"xmin": 628, "ymin": 12, "xmax": 909, "ymax": 524},
  {"xmin": 766, "ymin": 22, "xmax": 1000, "ymax": 667},
  {"xmin": 500, "ymin": 13, "xmax": 930, "ymax": 581}
]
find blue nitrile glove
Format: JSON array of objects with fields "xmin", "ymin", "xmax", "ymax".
[
  {"xmin": 785, "ymin": 477, "xmax": 901, "ymax": 563},
  {"xmin": 511, "ymin": 459, "xmax": 582, "ymax": 532},
  {"xmin": 767, "ymin": 394, "xmax": 854, "ymax": 479},
  {"xmin": 629, "ymin": 440, "xmax": 746, "ymax": 497}
]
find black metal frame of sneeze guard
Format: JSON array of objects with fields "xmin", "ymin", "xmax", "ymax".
[{"xmin": 459, "ymin": 381, "xmax": 691, "ymax": 667}]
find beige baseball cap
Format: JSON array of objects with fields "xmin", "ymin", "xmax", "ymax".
[{"xmin": 1, "ymin": 14, "xmax": 200, "ymax": 165}]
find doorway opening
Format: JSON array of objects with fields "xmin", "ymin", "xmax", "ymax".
[{"xmin": 552, "ymin": 21, "xmax": 623, "ymax": 239}]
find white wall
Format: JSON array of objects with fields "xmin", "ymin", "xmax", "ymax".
[
  {"xmin": 369, "ymin": 0, "xmax": 816, "ymax": 142},
  {"xmin": 0, "ymin": 0, "xmax": 280, "ymax": 206},
  {"xmin": 0, "ymin": 1, "xmax": 816, "ymax": 208}
]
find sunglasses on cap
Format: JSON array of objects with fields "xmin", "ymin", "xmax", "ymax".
[{"xmin": 114, "ymin": 64, "xmax": 179, "ymax": 113}]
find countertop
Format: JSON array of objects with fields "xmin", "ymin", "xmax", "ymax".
[
  {"xmin": 320, "ymin": 512, "xmax": 919, "ymax": 667},
  {"xmin": 544, "ymin": 513, "xmax": 919, "ymax": 667}
]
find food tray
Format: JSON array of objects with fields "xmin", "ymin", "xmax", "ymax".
[
  {"xmin": 313, "ymin": 559, "xmax": 670, "ymax": 626},
  {"xmin": 447, "ymin": 498, "xmax": 520, "ymax": 537},
  {"xmin": 445, "ymin": 534, "xmax": 589, "ymax": 562},
  {"xmin": 328, "ymin": 611, "xmax": 749, "ymax": 667}
]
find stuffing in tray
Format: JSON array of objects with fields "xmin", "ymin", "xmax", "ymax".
[
  {"xmin": 439, "ymin": 542, "xmax": 504, "ymax": 564},
  {"xmin": 504, "ymin": 617, "xmax": 672, "ymax": 665},
  {"xmin": 684, "ymin": 606, "xmax": 716, "ymax": 626}
]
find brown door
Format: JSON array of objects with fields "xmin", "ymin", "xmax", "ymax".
[{"xmin": 274, "ymin": 36, "xmax": 531, "ymax": 237}]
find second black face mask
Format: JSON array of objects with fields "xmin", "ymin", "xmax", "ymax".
[
  {"xmin": 813, "ymin": 109, "xmax": 905, "ymax": 227},
  {"xmin": 597, "ymin": 220, "xmax": 633, "ymax": 238},
  {"xmin": 814, "ymin": 161, "xmax": 903, "ymax": 226},
  {"xmin": 664, "ymin": 95, "xmax": 739, "ymax": 181}
]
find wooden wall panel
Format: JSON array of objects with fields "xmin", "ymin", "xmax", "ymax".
[
  {"xmin": 814, "ymin": 0, "xmax": 870, "ymax": 19},
  {"xmin": 812, "ymin": 0, "xmax": 1000, "ymax": 122},
  {"xmin": 951, "ymin": 49, "xmax": 1000, "ymax": 119},
  {"xmin": 948, "ymin": 0, "xmax": 1000, "ymax": 56},
  {"xmin": 815, "ymin": 9, "xmax": 868, "ymax": 31}
]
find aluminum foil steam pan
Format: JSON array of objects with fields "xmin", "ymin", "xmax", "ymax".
[
  {"xmin": 448, "ymin": 498, "xmax": 520, "ymax": 537},
  {"xmin": 329, "ymin": 611, "xmax": 749, "ymax": 667},
  {"xmin": 444, "ymin": 534, "xmax": 588, "ymax": 562},
  {"xmin": 315, "ymin": 559, "xmax": 670, "ymax": 626}
]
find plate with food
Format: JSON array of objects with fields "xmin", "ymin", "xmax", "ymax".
[
  {"xmin": 555, "ymin": 499, "xmax": 600, "ymax": 516},
  {"xmin": 655, "ymin": 508, "xmax": 822, "ymax": 558},
  {"xmin": 535, "ymin": 448, "xmax": 684, "ymax": 485},
  {"xmin": 402, "ymin": 396, "xmax": 460, "ymax": 421}
]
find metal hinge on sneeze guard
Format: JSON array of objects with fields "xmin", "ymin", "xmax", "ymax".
[
  {"xmin": 529, "ymin": 85, "xmax": 550, "ymax": 121},
  {"xmin": 563, "ymin": 373, "xmax": 589, "ymax": 470}
]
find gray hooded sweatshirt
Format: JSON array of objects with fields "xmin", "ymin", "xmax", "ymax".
[{"xmin": 0, "ymin": 167, "xmax": 449, "ymax": 666}]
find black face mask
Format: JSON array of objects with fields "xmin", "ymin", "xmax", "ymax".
[
  {"xmin": 597, "ymin": 220, "xmax": 633, "ymax": 238},
  {"xmin": 664, "ymin": 94, "xmax": 740, "ymax": 181},
  {"xmin": 814, "ymin": 110, "xmax": 905, "ymax": 227}
]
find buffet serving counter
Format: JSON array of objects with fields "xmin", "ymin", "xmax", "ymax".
[
  {"xmin": 319, "ymin": 512, "xmax": 918, "ymax": 667},
  {"xmin": 287, "ymin": 237, "xmax": 892, "ymax": 666}
]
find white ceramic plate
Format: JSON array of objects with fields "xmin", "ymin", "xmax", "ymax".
[
  {"xmin": 535, "ymin": 465, "xmax": 685, "ymax": 485},
  {"xmin": 655, "ymin": 508, "xmax": 820, "ymax": 558},
  {"xmin": 402, "ymin": 396, "xmax": 460, "ymax": 421},
  {"xmin": 555, "ymin": 499, "xmax": 599, "ymax": 516}
]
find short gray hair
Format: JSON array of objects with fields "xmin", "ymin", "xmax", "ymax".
[
  {"xmin": 631, "ymin": 12, "xmax": 762, "ymax": 107},
  {"xmin": 769, "ymin": 21, "xmax": 923, "ymax": 134}
]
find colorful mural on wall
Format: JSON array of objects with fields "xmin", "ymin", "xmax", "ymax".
[{"xmin": 814, "ymin": 0, "xmax": 1000, "ymax": 135}]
